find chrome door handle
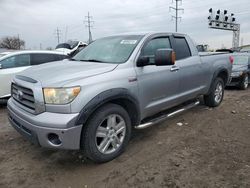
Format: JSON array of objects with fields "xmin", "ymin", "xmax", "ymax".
[{"xmin": 170, "ymin": 66, "xmax": 179, "ymax": 72}]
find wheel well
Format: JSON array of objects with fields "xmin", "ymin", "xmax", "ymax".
[
  {"xmin": 217, "ymin": 70, "xmax": 228, "ymax": 85},
  {"xmin": 109, "ymin": 98, "xmax": 140, "ymax": 127},
  {"xmin": 80, "ymin": 97, "xmax": 141, "ymax": 128}
]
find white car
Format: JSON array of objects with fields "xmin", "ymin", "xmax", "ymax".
[
  {"xmin": 0, "ymin": 51, "xmax": 12, "ymax": 58},
  {"xmin": 0, "ymin": 50, "xmax": 68, "ymax": 102}
]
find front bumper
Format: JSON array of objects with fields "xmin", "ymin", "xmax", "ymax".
[
  {"xmin": 7, "ymin": 98, "xmax": 82, "ymax": 150},
  {"xmin": 227, "ymin": 76, "xmax": 242, "ymax": 86}
]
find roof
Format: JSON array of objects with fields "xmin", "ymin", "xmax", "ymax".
[
  {"xmin": 101, "ymin": 31, "xmax": 187, "ymax": 38},
  {"xmin": 1, "ymin": 50, "xmax": 66, "ymax": 56},
  {"xmin": 0, "ymin": 50, "xmax": 67, "ymax": 60}
]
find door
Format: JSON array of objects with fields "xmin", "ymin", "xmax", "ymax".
[
  {"xmin": 0, "ymin": 54, "xmax": 31, "ymax": 97},
  {"xmin": 135, "ymin": 36, "xmax": 181, "ymax": 118},
  {"xmin": 172, "ymin": 37, "xmax": 205, "ymax": 101}
]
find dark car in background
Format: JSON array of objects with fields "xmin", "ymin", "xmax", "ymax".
[{"xmin": 228, "ymin": 53, "xmax": 250, "ymax": 90}]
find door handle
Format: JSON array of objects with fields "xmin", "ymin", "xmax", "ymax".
[{"xmin": 170, "ymin": 66, "xmax": 179, "ymax": 72}]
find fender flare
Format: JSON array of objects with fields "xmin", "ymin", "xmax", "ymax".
[
  {"xmin": 75, "ymin": 88, "xmax": 141, "ymax": 126},
  {"xmin": 207, "ymin": 68, "xmax": 229, "ymax": 95}
]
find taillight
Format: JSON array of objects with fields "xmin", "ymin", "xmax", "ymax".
[{"xmin": 229, "ymin": 56, "xmax": 234, "ymax": 64}]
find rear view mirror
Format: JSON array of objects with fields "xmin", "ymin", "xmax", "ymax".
[
  {"xmin": 137, "ymin": 56, "xmax": 149, "ymax": 67},
  {"xmin": 155, "ymin": 49, "xmax": 176, "ymax": 66}
]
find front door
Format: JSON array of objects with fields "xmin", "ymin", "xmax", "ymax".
[{"xmin": 135, "ymin": 36, "xmax": 180, "ymax": 118}]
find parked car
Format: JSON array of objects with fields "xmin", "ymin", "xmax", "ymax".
[
  {"xmin": 56, "ymin": 41, "xmax": 88, "ymax": 57},
  {"xmin": 0, "ymin": 50, "xmax": 68, "ymax": 102},
  {"xmin": 8, "ymin": 32, "xmax": 232, "ymax": 163},
  {"xmin": 0, "ymin": 51, "xmax": 12, "ymax": 58},
  {"xmin": 227, "ymin": 53, "xmax": 250, "ymax": 89}
]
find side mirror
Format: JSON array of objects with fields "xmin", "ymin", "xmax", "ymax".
[
  {"xmin": 155, "ymin": 49, "xmax": 176, "ymax": 66},
  {"xmin": 137, "ymin": 56, "xmax": 149, "ymax": 67},
  {"xmin": 0, "ymin": 64, "xmax": 2, "ymax": 69}
]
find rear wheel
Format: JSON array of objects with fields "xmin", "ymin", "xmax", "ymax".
[
  {"xmin": 239, "ymin": 74, "xmax": 249, "ymax": 90},
  {"xmin": 204, "ymin": 77, "xmax": 225, "ymax": 107},
  {"xmin": 81, "ymin": 103, "xmax": 131, "ymax": 163}
]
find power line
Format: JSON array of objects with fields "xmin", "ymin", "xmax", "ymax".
[
  {"xmin": 170, "ymin": 0, "xmax": 184, "ymax": 32},
  {"xmin": 85, "ymin": 12, "xmax": 94, "ymax": 43},
  {"xmin": 54, "ymin": 27, "xmax": 62, "ymax": 44}
]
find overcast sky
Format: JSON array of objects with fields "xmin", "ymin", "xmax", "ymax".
[{"xmin": 0, "ymin": 0, "xmax": 249, "ymax": 49}]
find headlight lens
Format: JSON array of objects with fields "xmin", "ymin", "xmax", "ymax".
[
  {"xmin": 43, "ymin": 87, "xmax": 81, "ymax": 104},
  {"xmin": 231, "ymin": 71, "xmax": 243, "ymax": 77}
]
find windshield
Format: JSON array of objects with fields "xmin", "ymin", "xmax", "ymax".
[
  {"xmin": 68, "ymin": 41, "xmax": 79, "ymax": 49},
  {"xmin": 233, "ymin": 55, "xmax": 249, "ymax": 65},
  {"xmin": 56, "ymin": 43, "xmax": 71, "ymax": 49},
  {"xmin": 72, "ymin": 35, "xmax": 143, "ymax": 64}
]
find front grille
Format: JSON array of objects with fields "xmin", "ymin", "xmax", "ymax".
[{"xmin": 11, "ymin": 83, "xmax": 35, "ymax": 112}]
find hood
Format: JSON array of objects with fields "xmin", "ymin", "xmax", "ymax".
[
  {"xmin": 232, "ymin": 64, "xmax": 248, "ymax": 72},
  {"xmin": 17, "ymin": 60, "xmax": 118, "ymax": 87}
]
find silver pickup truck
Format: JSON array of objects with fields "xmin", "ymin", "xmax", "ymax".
[{"xmin": 7, "ymin": 32, "xmax": 232, "ymax": 163}]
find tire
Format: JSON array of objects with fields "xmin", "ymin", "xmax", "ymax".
[
  {"xmin": 204, "ymin": 77, "xmax": 225, "ymax": 107},
  {"xmin": 239, "ymin": 74, "xmax": 249, "ymax": 90},
  {"xmin": 0, "ymin": 98, "xmax": 8, "ymax": 106},
  {"xmin": 81, "ymin": 103, "xmax": 132, "ymax": 163}
]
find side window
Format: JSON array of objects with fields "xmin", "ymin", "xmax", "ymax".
[
  {"xmin": 0, "ymin": 54, "xmax": 30, "ymax": 69},
  {"xmin": 174, "ymin": 37, "xmax": 191, "ymax": 60},
  {"xmin": 31, "ymin": 54, "xmax": 57, "ymax": 65},
  {"xmin": 141, "ymin": 37, "xmax": 171, "ymax": 64}
]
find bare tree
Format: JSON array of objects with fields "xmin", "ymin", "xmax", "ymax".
[{"xmin": 0, "ymin": 36, "xmax": 25, "ymax": 50}]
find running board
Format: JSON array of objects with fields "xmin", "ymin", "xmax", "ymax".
[{"xmin": 135, "ymin": 100, "xmax": 200, "ymax": 130}]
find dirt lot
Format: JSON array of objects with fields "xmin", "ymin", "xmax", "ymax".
[{"xmin": 0, "ymin": 88, "xmax": 250, "ymax": 188}]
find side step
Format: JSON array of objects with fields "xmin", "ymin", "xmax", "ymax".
[{"xmin": 135, "ymin": 100, "xmax": 200, "ymax": 130}]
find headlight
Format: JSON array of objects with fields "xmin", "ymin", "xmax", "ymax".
[
  {"xmin": 231, "ymin": 71, "xmax": 243, "ymax": 77},
  {"xmin": 43, "ymin": 87, "xmax": 81, "ymax": 104}
]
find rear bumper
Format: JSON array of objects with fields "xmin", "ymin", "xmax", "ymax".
[{"xmin": 7, "ymin": 98, "xmax": 82, "ymax": 150}]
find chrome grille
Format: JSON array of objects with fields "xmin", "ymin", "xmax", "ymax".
[{"xmin": 11, "ymin": 83, "xmax": 35, "ymax": 112}]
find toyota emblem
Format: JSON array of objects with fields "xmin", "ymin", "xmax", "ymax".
[{"xmin": 17, "ymin": 90, "xmax": 24, "ymax": 100}]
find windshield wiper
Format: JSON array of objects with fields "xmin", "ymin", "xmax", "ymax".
[
  {"xmin": 79, "ymin": 59, "xmax": 106, "ymax": 63},
  {"xmin": 69, "ymin": 58, "xmax": 77, "ymax": 61}
]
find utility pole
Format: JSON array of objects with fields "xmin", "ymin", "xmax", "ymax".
[
  {"xmin": 54, "ymin": 27, "xmax": 62, "ymax": 44},
  {"xmin": 170, "ymin": 0, "xmax": 184, "ymax": 32},
  {"xmin": 85, "ymin": 12, "xmax": 94, "ymax": 43}
]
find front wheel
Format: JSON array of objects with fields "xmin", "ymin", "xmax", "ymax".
[
  {"xmin": 204, "ymin": 77, "xmax": 225, "ymax": 107},
  {"xmin": 239, "ymin": 74, "xmax": 249, "ymax": 90},
  {"xmin": 81, "ymin": 103, "xmax": 131, "ymax": 163}
]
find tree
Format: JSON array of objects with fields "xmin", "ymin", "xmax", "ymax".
[{"xmin": 0, "ymin": 36, "xmax": 25, "ymax": 50}]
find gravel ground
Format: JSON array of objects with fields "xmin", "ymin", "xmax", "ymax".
[{"xmin": 0, "ymin": 88, "xmax": 250, "ymax": 188}]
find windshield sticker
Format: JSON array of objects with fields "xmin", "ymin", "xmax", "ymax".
[{"xmin": 120, "ymin": 40, "xmax": 137, "ymax": 45}]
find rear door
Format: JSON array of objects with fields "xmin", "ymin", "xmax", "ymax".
[
  {"xmin": 135, "ymin": 35, "xmax": 181, "ymax": 118},
  {"xmin": 0, "ymin": 54, "xmax": 31, "ymax": 97},
  {"xmin": 172, "ymin": 36, "xmax": 205, "ymax": 100}
]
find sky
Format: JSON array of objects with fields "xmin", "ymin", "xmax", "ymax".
[{"xmin": 0, "ymin": 0, "xmax": 250, "ymax": 50}]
